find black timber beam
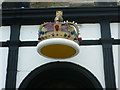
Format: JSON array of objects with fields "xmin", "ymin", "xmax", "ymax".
[
  {"xmin": 0, "ymin": 39, "xmax": 120, "ymax": 47},
  {"xmin": 2, "ymin": 6, "xmax": 120, "ymax": 26},
  {"xmin": 5, "ymin": 24, "xmax": 20, "ymax": 89},
  {"xmin": 100, "ymin": 21, "xmax": 116, "ymax": 89}
]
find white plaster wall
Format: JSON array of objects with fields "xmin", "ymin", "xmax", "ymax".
[
  {"xmin": 79, "ymin": 24, "xmax": 101, "ymax": 40},
  {"xmin": 110, "ymin": 23, "xmax": 119, "ymax": 39},
  {"xmin": 112, "ymin": 45, "xmax": 118, "ymax": 88},
  {"xmin": 118, "ymin": 45, "xmax": 120, "ymax": 89},
  {"xmin": 0, "ymin": 47, "xmax": 9, "ymax": 89},
  {"xmin": 20, "ymin": 25, "xmax": 40, "ymax": 41},
  {"xmin": 0, "ymin": 26, "xmax": 10, "ymax": 41}
]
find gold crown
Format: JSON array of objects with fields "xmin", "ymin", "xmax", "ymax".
[{"xmin": 38, "ymin": 11, "xmax": 81, "ymax": 43}]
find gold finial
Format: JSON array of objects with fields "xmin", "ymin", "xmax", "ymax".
[
  {"xmin": 56, "ymin": 11, "xmax": 63, "ymax": 16},
  {"xmin": 54, "ymin": 11, "xmax": 63, "ymax": 22}
]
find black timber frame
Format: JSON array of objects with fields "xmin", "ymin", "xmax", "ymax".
[
  {"xmin": 1, "ymin": 6, "xmax": 120, "ymax": 89},
  {"xmin": 5, "ymin": 24, "xmax": 20, "ymax": 89},
  {"xmin": 100, "ymin": 22, "xmax": 116, "ymax": 89}
]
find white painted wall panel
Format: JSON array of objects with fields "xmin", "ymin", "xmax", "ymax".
[
  {"xmin": 17, "ymin": 46, "xmax": 105, "ymax": 88},
  {"xmin": 20, "ymin": 25, "xmax": 40, "ymax": 41},
  {"xmin": 0, "ymin": 26, "xmax": 10, "ymax": 41},
  {"xmin": 118, "ymin": 45, "xmax": 120, "ymax": 89},
  {"xmin": 110, "ymin": 23, "xmax": 119, "ymax": 39},
  {"xmin": 16, "ymin": 72, "xmax": 30, "ymax": 88},
  {"xmin": 18, "ymin": 47, "xmax": 51, "ymax": 71},
  {"xmin": 0, "ymin": 47, "xmax": 9, "ymax": 89},
  {"xmin": 78, "ymin": 24, "xmax": 101, "ymax": 40},
  {"xmin": 112, "ymin": 45, "xmax": 118, "ymax": 88}
]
